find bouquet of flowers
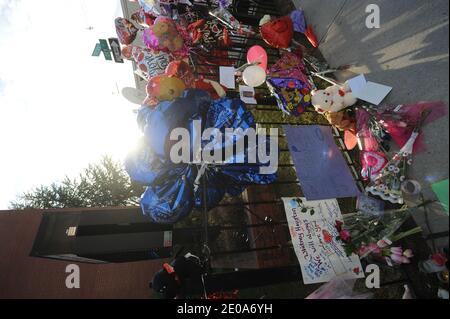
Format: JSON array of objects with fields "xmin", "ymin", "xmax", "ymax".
[{"xmin": 335, "ymin": 208, "xmax": 422, "ymax": 265}]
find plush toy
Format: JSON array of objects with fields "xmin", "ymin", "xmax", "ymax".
[
  {"xmin": 151, "ymin": 17, "xmax": 184, "ymax": 52},
  {"xmin": 165, "ymin": 60, "xmax": 226, "ymax": 99},
  {"xmin": 311, "ymin": 82, "xmax": 357, "ymax": 113},
  {"xmin": 144, "ymin": 75, "xmax": 186, "ymax": 106},
  {"xmin": 325, "ymin": 111, "xmax": 356, "ymax": 132}
]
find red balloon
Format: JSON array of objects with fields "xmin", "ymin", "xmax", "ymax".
[
  {"xmin": 260, "ymin": 16, "xmax": 293, "ymax": 49},
  {"xmin": 165, "ymin": 60, "xmax": 195, "ymax": 88}
]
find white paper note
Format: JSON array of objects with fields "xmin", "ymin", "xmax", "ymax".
[
  {"xmin": 347, "ymin": 74, "xmax": 367, "ymax": 96},
  {"xmin": 219, "ymin": 66, "xmax": 236, "ymax": 89},
  {"xmin": 348, "ymin": 74, "xmax": 392, "ymax": 105},
  {"xmin": 239, "ymin": 85, "xmax": 257, "ymax": 104}
]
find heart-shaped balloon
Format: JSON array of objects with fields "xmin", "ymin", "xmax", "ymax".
[
  {"xmin": 115, "ymin": 17, "xmax": 138, "ymax": 45},
  {"xmin": 361, "ymin": 151, "xmax": 388, "ymax": 181},
  {"xmin": 165, "ymin": 60, "xmax": 195, "ymax": 87},
  {"xmin": 260, "ymin": 16, "xmax": 293, "ymax": 49}
]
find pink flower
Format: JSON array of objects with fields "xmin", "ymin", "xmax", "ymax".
[
  {"xmin": 401, "ymin": 256, "xmax": 411, "ymax": 264},
  {"xmin": 390, "ymin": 253, "xmax": 411, "ymax": 264},
  {"xmin": 339, "ymin": 229, "xmax": 351, "ymax": 243},
  {"xmin": 390, "ymin": 253, "xmax": 404, "ymax": 264},
  {"xmin": 431, "ymin": 253, "xmax": 447, "ymax": 266},
  {"xmin": 368, "ymin": 242, "xmax": 381, "ymax": 255},
  {"xmin": 335, "ymin": 220, "xmax": 344, "ymax": 232},
  {"xmin": 390, "ymin": 247, "xmax": 403, "ymax": 256},
  {"xmin": 403, "ymin": 249, "xmax": 414, "ymax": 258},
  {"xmin": 377, "ymin": 238, "xmax": 392, "ymax": 248},
  {"xmin": 358, "ymin": 246, "xmax": 370, "ymax": 256}
]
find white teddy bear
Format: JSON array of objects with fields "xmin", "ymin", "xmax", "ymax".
[{"xmin": 311, "ymin": 82, "xmax": 357, "ymax": 113}]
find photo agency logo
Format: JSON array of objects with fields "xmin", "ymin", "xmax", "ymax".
[
  {"xmin": 65, "ymin": 264, "xmax": 80, "ymax": 289},
  {"xmin": 366, "ymin": 4, "xmax": 381, "ymax": 29},
  {"xmin": 169, "ymin": 120, "xmax": 279, "ymax": 174}
]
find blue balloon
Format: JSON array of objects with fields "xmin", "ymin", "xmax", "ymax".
[{"xmin": 126, "ymin": 89, "xmax": 277, "ymax": 224}]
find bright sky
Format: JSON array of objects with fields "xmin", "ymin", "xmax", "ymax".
[{"xmin": 0, "ymin": 0, "xmax": 141, "ymax": 209}]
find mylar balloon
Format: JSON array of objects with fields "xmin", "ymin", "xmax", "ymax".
[
  {"xmin": 138, "ymin": 0, "xmax": 163, "ymax": 16},
  {"xmin": 165, "ymin": 60, "xmax": 195, "ymax": 88},
  {"xmin": 122, "ymin": 45, "xmax": 170, "ymax": 79},
  {"xmin": 242, "ymin": 65, "xmax": 266, "ymax": 87},
  {"xmin": 290, "ymin": 9, "xmax": 306, "ymax": 33},
  {"xmin": 247, "ymin": 45, "xmax": 268, "ymax": 71},
  {"xmin": 131, "ymin": 8, "xmax": 155, "ymax": 28},
  {"xmin": 115, "ymin": 17, "xmax": 138, "ymax": 45},
  {"xmin": 260, "ymin": 16, "xmax": 293, "ymax": 49}
]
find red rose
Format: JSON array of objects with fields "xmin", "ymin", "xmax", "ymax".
[
  {"xmin": 339, "ymin": 229, "xmax": 351, "ymax": 243},
  {"xmin": 335, "ymin": 220, "xmax": 344, "ymax": 232}
]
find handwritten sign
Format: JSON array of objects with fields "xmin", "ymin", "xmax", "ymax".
[
  {"xmin": 282, "ymin": 197, "xmax": 364, "ymax": 284},
  {"xmin": 283, "ymin": 125, "xmax": 360, "ymax": 200}
]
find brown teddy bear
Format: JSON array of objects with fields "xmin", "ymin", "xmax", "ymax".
[
  {"xmin": 325, "ymin": 111, "xmax": 356, "ymax": 132},
  {"xmin": 152, "ymin": 17, "xmax": 184, "ymax": 52}
]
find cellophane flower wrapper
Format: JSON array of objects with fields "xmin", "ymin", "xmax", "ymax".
[
  {"xmin": 365, "ymin": 130, "xmax": 419, "ymax": 204},
  {"xmin": 356, "ymin": 108, "xmax": 391, "ymax": 182},
  {"xmin": 341, "ymin": 209, "xmax": 411, "ymax": 257},
  {"xmin": 375, "ymin": 102, "xmax": 447, "ymax": 154},
  {"xmin": 306, "ymin": 276, "xmax": 373, "ymax": 299}
]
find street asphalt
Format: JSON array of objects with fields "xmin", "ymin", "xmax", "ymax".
[{"xmin": 293, "ymin": 0, "xmax": 449, "ymax": 250}]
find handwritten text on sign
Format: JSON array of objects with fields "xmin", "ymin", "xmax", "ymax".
[{"xmin": 282, "ymin": 197, "xmax": 364, "ymax": 284}]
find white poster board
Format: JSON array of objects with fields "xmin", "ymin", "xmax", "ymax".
[
  {"xmin": 348, "ymin": 74, "xmax": 392, "ymax": 105},
  {"xmin": 282, "ymin": 197, "xmax": 364, "ymax": 284},
  {"xmin": 219, "ymin": 66, "xmax": 236, "ymax": 89}
]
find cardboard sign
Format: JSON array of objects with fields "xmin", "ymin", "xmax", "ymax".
[
  {"xmin": 283, "ymin": 125, "xmax": 360, "ymax": 200},
  {"xmin": 282, "ymin": 197, "xmax": 364, "ymax": 284},
  {"xmin": 283, "ymin": 197, "xmax": 364, "ymax": 285}
]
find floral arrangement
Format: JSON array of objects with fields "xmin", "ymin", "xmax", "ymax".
[{"xmin": 335, "ymin": 208, "xmax": 422, "ymax": 266}]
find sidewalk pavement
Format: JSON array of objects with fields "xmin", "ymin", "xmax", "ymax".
[{"xmin": 293, "ymin": 0, "xmax": 449, "ymax": 249}]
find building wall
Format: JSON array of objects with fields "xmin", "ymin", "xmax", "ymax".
[{"xmin": 0, "ymin": 209, "xmax": 166, "ymax": 299}]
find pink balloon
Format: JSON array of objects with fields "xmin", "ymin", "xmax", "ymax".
[{"xmin": 247, "ymin": 45, "xmax": 268, "ymax": 71}]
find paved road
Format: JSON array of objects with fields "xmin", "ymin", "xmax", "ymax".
[{"xmin": 293, "ymin": 0, "xmax": 449, "ymax": 249}]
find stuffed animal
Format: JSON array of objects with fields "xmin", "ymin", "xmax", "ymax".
[
  {"xmin": 151, "ymin": 17, "xmax": 184, "ymax": 52},
  {"xmin": 311, "ymin": 82, "xmax": 357, "ymax": 113},
  {"xmin": 144, "ymin": 75, "xmax": 186, "ymax": 106},
  {"xmin": 325, "ymin": 111, "xmax": 356, "ymax": 132}
]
